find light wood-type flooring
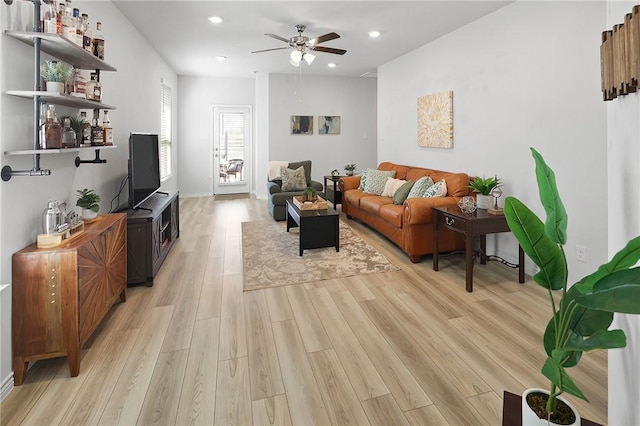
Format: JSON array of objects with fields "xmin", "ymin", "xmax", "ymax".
[{"xmin": 1, "ymin": 195, "xmax": 607, "ymax": 425}]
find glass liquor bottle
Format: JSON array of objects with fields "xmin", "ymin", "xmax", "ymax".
[
  {"xmin": 85, "ymin": 72, "xmax": 101, "ymax": 102},
  {"xmin": 43, "ymin": 106, "xmax": 62, "ymax": 149},
  {"xmin": 81, "ymin": 14, "xmax": 92, "ymax": 53},
  {"xmin": 91, "ymin": 110, "xmax": 104, "ymax": 146},
  {"xmin": 56, "ymin": 3, "xmax": 64, "ymax": 35},
  {"xmin": 62, "ymin": 1, "xmax": 75, "ymax": 41},
  {"xmin": 79, "ymin": 111, "xmax": 91, "ymax": 145},
  {"xmin": 38, "ymin": 107, "xmax": 47, "ymax": 149},
  {"xmin": 92, "ymin": 22, "xmax": 105, "ymax": 59},
  {"xmin": 102, "ymin": 110, "xmax": 113, "ymax": 145},
  {"xmin": 43, "ymin": 2, "xmax": 57, "ymax": 34},
  {"xmin": 73, "ymin": 8, "xmax": 83, "ymax": 47},
  {"xmin": 62, "ymin": 117, "xmax": 77, "ymax": 148}
]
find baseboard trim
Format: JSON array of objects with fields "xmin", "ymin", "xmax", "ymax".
[{"xmin": 0, "ymin": 372, "xmax": 13, "ymax": 401}]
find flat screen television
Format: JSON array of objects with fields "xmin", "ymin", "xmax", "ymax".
[{"xmin": 128, "ymin": 132, "xmax": 161, "ymax": 209}]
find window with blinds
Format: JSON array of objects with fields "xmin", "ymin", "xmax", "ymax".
[{"xmin": 160, "ymin": 82, "xmax": 172, "ymax": 179}]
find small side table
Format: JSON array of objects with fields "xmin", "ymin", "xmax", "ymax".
[
  {"xmin": 432, "ymin": 206, "xmax": 525, "ymax": 292},
  {"xmin": 324, "ymin": 175, "xmax": 345, "ymax": 207}
]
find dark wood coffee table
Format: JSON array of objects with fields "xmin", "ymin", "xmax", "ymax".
[
  {"xmin": 432, "ymin": 206, "xmax": 525, "ymax": 292},
  {"xmin": 286, "ymin": 200, "xmax": 340, "ymax": 256}
]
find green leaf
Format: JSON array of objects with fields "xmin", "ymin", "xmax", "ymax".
[
  {"xmin": 504, "ymin": 197, "xmax": 566, "ymax": 290},
  {"xmin": 574, "ymin": 235, "xmax": 640, "ymax": 294},
  {"xmin": 562, "ymin": 286, "xmax": 613, "ymax": 337},
  {"xmin": 542, "ymin": 356, "xmax": 588, "ymax": 401},
  {"xmin": 543, "ymin": 317, "xmax": 582, "ymax": 367},
  {"xmin": 576, "ymin": 269, "xmax": 640, "ymax": 314},
  {"xmin": 90, "ymin": 205, "xmax": 99, "ymax": 213},
  {"xmin": 531, "ymin": 148, "xmax": 567, "ymax": 245},
  {"xmin": 560, "ymin": 329, "xmax": 626, "ymax": 352}
]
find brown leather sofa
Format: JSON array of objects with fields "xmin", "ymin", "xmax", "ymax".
[{"xmin": 339, "ymin": 162, "xmax": 470, "ymax": 263}]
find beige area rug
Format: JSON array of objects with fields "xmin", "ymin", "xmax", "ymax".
[{"xmin": 242, "ymin": 219, "xmax": 400, "ymax": 291}]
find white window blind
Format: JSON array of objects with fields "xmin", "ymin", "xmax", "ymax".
[
  {"xmin": 160, "ymin": 82, "xmax": 172, "ymax": 179},
  {"xmin": 219, "ymin": 112, "xmax": 245, "ymax": 161}
]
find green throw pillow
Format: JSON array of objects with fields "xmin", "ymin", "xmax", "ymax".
[
  {"xmin": 393, "ymin": 180, "xmax": 415, "ymax": 205},
  {"xmin": 363, "ymin": 169, "xmax": 397, "ymax": 195},
  {"xmin": 407, "ymin": 176, "xmax": 434, "ymax": 198}
]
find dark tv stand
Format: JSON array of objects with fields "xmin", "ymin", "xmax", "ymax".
[{"xmin": 125, "ymin": 190, "xmax": 180, "ymax": 286}]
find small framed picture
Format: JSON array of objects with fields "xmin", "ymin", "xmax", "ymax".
[{"xmin": 291, "ymin": 115, "xmax": 313, "ymax": 134}]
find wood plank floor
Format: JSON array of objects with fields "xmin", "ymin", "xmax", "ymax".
[{"xmin": 1, "ymin": 195, "xmax": 608, "ymax": 425}]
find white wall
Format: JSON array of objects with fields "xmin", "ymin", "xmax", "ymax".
[
  {"xmin": 266, "ymin": 73, "xmax": 377, "ymax": 196},
  {"xmin": 378, "ymin": 1, "xmax": 607, "ymax": 283},
  {"xmin": 606, "ymin": 2, "xmax": 640, "ymax": 424},
  {"xmin": 0, "ymin": 0, "xmax": 177, "ymax": 390},
  {"xmin": 179, "ymin": 73, "xmax": 377, "ymax": 200},
  {"xmin": 177, "ymin": 76, "xmax": 255, "ymax": 197}
]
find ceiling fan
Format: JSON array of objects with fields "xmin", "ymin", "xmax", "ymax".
[{"xmin": 252, "ymin": 24, "xmax": 347, "ymax": 66}]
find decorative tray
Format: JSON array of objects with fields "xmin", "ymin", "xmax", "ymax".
[{"xmin": 293, "ymin": 196, "xmax": 328, "ymax": 210}]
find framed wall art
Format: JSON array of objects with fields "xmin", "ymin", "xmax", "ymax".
[
  {"xmin": 291, "ymin": 115, "xmax": 313, "ymax": 134},
  {"xmin": 318, "ymin": 116, "xmax": 341, "ymax": 134},
  {"xmin": 417, "ymin": 90, "xmax": 453, "ymax": 148}
]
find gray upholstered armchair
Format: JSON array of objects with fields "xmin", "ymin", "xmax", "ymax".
[{"xmin": 267, "ymin": 160, "xmax": 324, "ymax": 220}]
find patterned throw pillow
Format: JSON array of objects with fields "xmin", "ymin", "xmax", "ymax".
[
  {"xmin": 407, "ymin": 176, "xmax": 435, "ymax": 198},
  {"xmin": 424, "ymin": 179, "xmax": 448, "ymax": 198},
  {"xmin": 363, "ymin": 169, "xmax": 397, "ymax": 195},
  {"xmin": 393, "ymin": 180, "xmax": 415, "ymax": 205},
  {"xmin": 381, "ymin": 178, "xmax": 407, "ymax": 197},
  {"xmin": 280, "ymin": 166, "xmax": 307, "ymax": 191},
  {"xmin": 358, "ymin": 169, "xmax": 368, "ymax": 190}
]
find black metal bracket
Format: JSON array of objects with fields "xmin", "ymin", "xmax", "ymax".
[
  {"xmin": 75, "ymin": 149, "xmax": 107, "ymax": 167},
  {"xmin": 2, "ymin": 165, "xmax": 51, "ymax": 181}
]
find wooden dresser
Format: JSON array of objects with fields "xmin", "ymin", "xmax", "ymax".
[{"xmin": 11, "ymin": 213, "xmax": 127, "ymax": 385}]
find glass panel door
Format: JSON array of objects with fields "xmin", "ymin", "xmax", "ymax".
[{"xmin": 213, "ymin": 106, "xmax": 250, "ymax": 195}]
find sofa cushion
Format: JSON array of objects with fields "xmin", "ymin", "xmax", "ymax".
[
  {"xmin": 424, "ymin": 179, "xmax": 447, "ymax": 197},
  {"xmin": 363, "ymin": 169, "xmax": 397, "ymax": 195},
  {"xmin": 379, "ymin": 204, "xmax": 404, "ymax": 228},
  {"xmin": 407, "ymin": 176, "xmax": 435, "ymax": 198},
  {"xmin": 360, "ymin": 195, "xmax": 393, "ymax": 215},
  {"xmin": 381, "ymin": 178, "xmax": 407, "ymax": 197},
  {"xmin": 287, "ymin": 160, "xmax": 312, "ymax": 186},
  {"xmin": 343, "ymin": 188, "xmax": 368, "ymax": 209},
  {"xmin": 393, "ymin": 180, "xmax": 414, "ymax": 205},
  {"xmin": 281, "ymin": 166, "xmax": 307, "ymax": 191}
]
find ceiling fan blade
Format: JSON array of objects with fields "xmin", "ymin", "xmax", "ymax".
[
  {"xmin": 252, "ymin": 47, "xmax": 291, "ymax": 54},
  {"xmin": 311, "ymin": 46, "xmax": 347, "ymax": 55},
  {"xmin": 308, "ymin": 32, "xmax": 340, "ymax": 45},
  {"xmin": 265, "ymin": 33, "xmax": 290, "ymax": 43}
]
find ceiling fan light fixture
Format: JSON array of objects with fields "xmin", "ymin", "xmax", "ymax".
[
  {"xmin": 208, "ymin": 16, "xmax": 223, "ymax": 24},
  {"xmin": 368, "ymin": 30, "xmax": 381, "ymax": 38},
  {"xmin": 303, "ymin": 52, "xmax": 315, "ymax": 65},
  {"xmin": 289, "ymin": 49, "xmax": 303, "ymax": 66},
  {"xmin": 328, "ymin": 63, "xmax": 336, "ymax": 68}
]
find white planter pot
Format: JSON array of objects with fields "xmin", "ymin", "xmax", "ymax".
[
  {"xmin": 476, "ymin": 194, "xmax": 493, "ymax": 209},
  {"xmin": 522, "ymin": 388, "xmax": 580, "ymax": 426},
  {"xmin": 82, "ymin": 209, "xmax": 98, "ymax": 220},
  {"xmin": 45, "ymin": 81, "xmax": 65, "ymax": 93}
]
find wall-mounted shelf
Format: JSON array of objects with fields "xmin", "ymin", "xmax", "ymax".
[
  {"xmin": 5, "ymin": 31, "xmax": 117, "ymax": 71},
  {"xmin": 5, "ymin": 145, "xmax": 117, "ymax": 156},
  {"xmin": 6, "ymin": 91, "xmax": 116, "ymax": 110}
]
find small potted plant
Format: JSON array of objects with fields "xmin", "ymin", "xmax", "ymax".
[
  {"xmin": 504, "ymin": 148, "xmax": 640, "ymax": 425},
  {"xmin": 468, "ymin": 175, "xmax": 500, "ymax": 209},
  {"xmin": 344, "ymin": 164, "xmax": 357, "ymax": 176},
  {"xmin": 302, "ymin": 186, "xmax": 317, "ymax": 203},
  {"xmin": 76, "ymin": 188, "xmax": 101, "ymax": 220},
  {"xmin": 40, "ymin": 60, "xmax": 71, "ymax": 93}
]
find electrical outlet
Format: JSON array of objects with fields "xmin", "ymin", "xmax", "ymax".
[{"xmin": 576, "ymin": 245, "xmax": 587, "ymax": 263}]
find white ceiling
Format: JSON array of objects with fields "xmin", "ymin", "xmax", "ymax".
[{"xmin": 112, "ymin": 1, "xmax": 512, "ymax": 78}]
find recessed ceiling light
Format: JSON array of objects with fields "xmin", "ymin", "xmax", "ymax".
[
  {"xmin": 368, "ymin": 31, "xmax": 381, "ymax": 38},
  {"xmin": 328, "ymin": 63, "xmax": 336, "ymax": 68},
  {"xmin": 208, "ymin": 16, "xmax": 223, "ymax": 24},
  {"xmin": 215, "ymin": 56, "xmax": 227, "ymax": 61}
]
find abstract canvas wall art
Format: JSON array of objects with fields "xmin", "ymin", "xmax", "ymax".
[
  {"xmin": 291, "ymin": 115, "xmax": 313, "ymax": 134},
  {"xmin": 417, "ymin": 90, "xmax": 453, "ymax": 148},
  {"xmin": 318, "ymin": 116, "xmax": 341, "ymax": 134}
]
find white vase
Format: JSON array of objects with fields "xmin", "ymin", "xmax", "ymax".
[
  {"xmin": 45, "ymin": 81, "xmax": 64, "ymax": 93},
  {"xmin": 522, "ymin": 388, "xmax": 580, "ymax": 426},
  {"xmin": 476, "ymin": 194, "xmax": 493, "ymax": 209},
  {"xmin": 82, "ymin": 209, "xmax": 98, "ymax": 220}
]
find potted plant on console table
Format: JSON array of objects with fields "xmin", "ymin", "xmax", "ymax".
[
  {"xmin": 76, "ymin": 188, "xmax": 101, "ymax": 221},
  {"xmin": 504, "ymin": 147, "xmax": 640, "ymax": 425}
]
